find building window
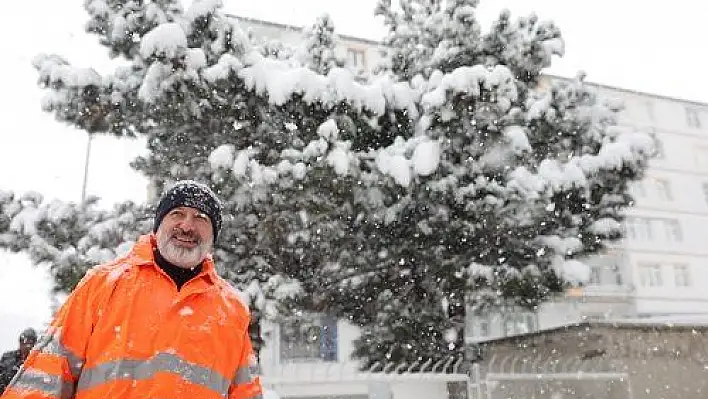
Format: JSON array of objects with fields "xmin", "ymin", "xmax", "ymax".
[
  {"xmin": 651, "ymin": 138, "xmax": 664, "ymax": 159},
  {"xmin": 467, "ymin": 316, "xmax": 490, "ymax": 339},
  {"xmin": 467, "ymin": 309, "xmax": 538, "ymax": 340},
  {"xmin": 279, "ymin": 315, "xmax": 338, "ymax": 362},
  {"xmin": 588, "ymin": 266, "xmax": 602, "ymax": 286},
  {"xmin": 478, "ymin": 317, "xmax": 490, "ymax": 337},
  {"xmin": 630, "ymin": 181, "xmax": 647, "ymax": 198},
  {"xmin": 625, "ymin": 217, "xmax": 652, "ymax": 241},
  {"xmin": 686, "ymin": 107, "xmax": 702, "ymax": 128},
  {"xmin": 346, "ymin": 48, "xmax": 366, "ymax": 70},
  {"xmin": 502, "ymin": 312, "xmax": 537, "ymax": 336},
  {"xmin": 638, "ymin": 263, "xmax": 663, "ymax": 287},
  {"xmin": 612, "ymin": 263, "xmax": 624, "ymax": 286},
  {"xmin": 652, "ymin": 178, "xmax": 672, "ymax": 201},
  {"xmin": 660, "ymin": 219, "xmax": 683, "ymax": 242},
  {"xmin": 673, "ymin": 264, "xmax": 691, "ymax": 287},
  {"xmin": 626, "ymin": 217, "xmax": 682, "ymax": 243},
  {"xmin": 635, "ymin": 177, "xmax": 671, "ymax": 200}
]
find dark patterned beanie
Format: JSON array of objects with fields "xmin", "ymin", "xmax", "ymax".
[{"xmin": 153, "ymin": 180, "xmax": 223, "ymax": 242}]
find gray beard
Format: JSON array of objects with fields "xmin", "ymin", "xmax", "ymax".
[{"xmin": 156, "ymin": 232, "xmax": 211, "ymax": 269}]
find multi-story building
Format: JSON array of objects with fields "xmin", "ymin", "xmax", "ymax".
[
  {"xmin": 235, "ymin": 16, "xmax": 382, "ymax": 74},
  {"xmin": 233, "ymin": 15, "xmax": 708, "ymax": 397},
  {"xmin": 466, "ymin": 82, "xmax": 708, "ymax": 342},
  {"xmin": 550, "ymin": 81, "xmax": 708, "ymax": 317}
]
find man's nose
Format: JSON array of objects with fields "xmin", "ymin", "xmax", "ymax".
[{"xmin": 177, "ymin": 215, "xmax": 197, "ymax": 232}]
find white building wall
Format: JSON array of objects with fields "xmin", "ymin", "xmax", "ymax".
[
  {"xmin": 389, "ymin": 381, "xmax": 449, "ymax": 399},
  {"xmin": 233, "ymin": 16, "xmax": 384, "ymax": 73},
  {"xmin": 565, "ymin": 82, "xmax": 708, "ymax": 318},
  {"xmin": 260, "ymin": 319, "xmax": 370, "ymax": 398}
]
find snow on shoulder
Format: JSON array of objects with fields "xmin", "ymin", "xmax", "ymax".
[{"xmin": 218, "ymin": 277, "xmax": 250, "ymax": 314}]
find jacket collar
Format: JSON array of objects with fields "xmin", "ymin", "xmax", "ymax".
[{"xmin": 130, "ymin": 234, "xmax": 219, "ymax": 285}]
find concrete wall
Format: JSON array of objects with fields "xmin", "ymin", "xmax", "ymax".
[{"xmin": 477, "ymin": 322, "xmax": 708, "ymax": 399}]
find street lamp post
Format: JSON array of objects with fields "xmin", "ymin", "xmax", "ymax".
[{"xmin": 81, "ymin": 133, "xmax": 93, "ymax": 202}]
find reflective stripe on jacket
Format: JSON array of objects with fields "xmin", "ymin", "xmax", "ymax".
[{"xmin": 1, "ymin": 234, "xmax": 262, "ymax": 399}]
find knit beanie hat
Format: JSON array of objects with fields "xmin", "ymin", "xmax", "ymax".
[
  {"xmin": 19, "ymin": 328, "xmax": 37, "ymax": 345},
  {"xmin": 153, "ymin": 180, "xmax": 223, "ymax": 242}
]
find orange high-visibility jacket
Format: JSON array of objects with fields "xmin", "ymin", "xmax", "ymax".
[{"xmin": 2, "ymin": 234, "xmax": 263, "ymax": 399}]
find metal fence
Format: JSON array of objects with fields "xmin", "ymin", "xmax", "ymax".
[
  {"xmin": 261, "ymin": 356, "xmax": 471, "ymax": 399},
  {"xmin": 261, "ymin": 353, "xmax": 634, "ymax": 399}
]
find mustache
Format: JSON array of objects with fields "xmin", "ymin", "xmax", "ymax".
[{"xmin": 171, "ymin": 228, "xmax": 201, "ymax": 243}]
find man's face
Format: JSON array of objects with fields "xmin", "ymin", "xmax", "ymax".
[
  {"xmin": 19, "ymin": 340, "xmax": 34, "ymax": 359},
  {"xmin": 155, "ymin": 206, "xmax": 214, "ymax": 269}
]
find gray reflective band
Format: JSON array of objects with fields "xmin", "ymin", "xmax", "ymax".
[
  {"xmin": 10, "ymin": 369, "xmax": 76, "ymax": 399},
  {"xmin": 231, "ymin": 365, "xmax": 253, "ymax": 385},
  {"xmin": 77, "ymin": 352, "xmax": 230, "ymax": 396},
  {"xmin": 37, "ymin": 333, "xmax": 85, "ymax": 379},
  {"xmin": 246, "ymin": 394, "xmax": 264, "ymax": 399}
]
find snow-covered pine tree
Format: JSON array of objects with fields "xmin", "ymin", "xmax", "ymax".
[
  {"xmin": 297, "ymin": 14, "xmax": 341, "ymax": 75},
  {"xmin": 344, "ymin": 0, "xmax": 654, "ymax": 367},
  {"xmin": 0, "ymin": 0, "xmax": 653, "ymax": 367},
  {"xmin": 2, "ymin": 0, "xmax": 414, "ymax": 353},
  {"xmin": 0, "ymin": 191, "xmax": 151, "ymax": 291}
]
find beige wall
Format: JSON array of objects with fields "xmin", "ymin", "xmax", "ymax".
[{"xmin": 476, "ymin": 322, "xmax": 708, "ymax": 399}]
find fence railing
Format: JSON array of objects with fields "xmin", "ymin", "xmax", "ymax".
[{"xmin": 262, "ymin": 356, "xmax": 469, "ymax": 385}]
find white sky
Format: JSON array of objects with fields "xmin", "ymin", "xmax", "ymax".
[{"xmin": 0, "ymin": 0, "xmax": 706, "ymax": 350}]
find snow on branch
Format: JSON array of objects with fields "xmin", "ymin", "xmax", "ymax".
[
  {"xmin": 237, "ymin": 53, "xmax": 418, "ymax": 116},
  {"xmin": 421, "ymin": 65, "xmax": 517, "ymax": 111},
  {"xmin": 0, "ymin": 191, "xmax": 151, "ymax": 292}
]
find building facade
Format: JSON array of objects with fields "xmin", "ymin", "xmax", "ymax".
[
  {"xmin": 556, "ymin": 81, "xmax": 708, "ymax": 317},
  {"xmin": 467, "ymin": 80, "xmax": 708, "ymax": 342},
  {"xmin": 234, "ymin": 16, "xmax": 383, "ymax": 74}
]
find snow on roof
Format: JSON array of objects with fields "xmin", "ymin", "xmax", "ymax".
[{"xmin": 471, "ymin": 315, "xmax": 708, "ymax": 345}]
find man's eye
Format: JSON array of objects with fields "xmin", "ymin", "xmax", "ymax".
[{"xmin": 195, "ymin": 212, "xmax": 209, "ymax": 221}]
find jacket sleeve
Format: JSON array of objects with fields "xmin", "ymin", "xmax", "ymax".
[
  {"xmin": 1, "ymin": 269, "xmax": 102, "ymax": 399},
  {"xmin": 0, "ymin": 354, "xmax": 16, "ymax": 394},
  {"xmin": 227, "ymin": 327, "xmax": 263, "ymax": 399}
]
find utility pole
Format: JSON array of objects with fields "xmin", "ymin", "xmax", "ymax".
[{"xmin": 81, "ymin": 133, "xmax": 93, "ymax": 202}]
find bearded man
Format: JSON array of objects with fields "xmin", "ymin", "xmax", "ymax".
[{"xmin": 2, "ymin": 181, "xmax": 263, "ymax": 399}]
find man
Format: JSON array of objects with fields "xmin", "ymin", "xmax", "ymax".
[
  {"xmin": 2, "ymin": 181, "xmax": 263, "ymax": 399},
  {"xmin": 0, "ymin": 329, "xmax": 37, "ymax": 394}
]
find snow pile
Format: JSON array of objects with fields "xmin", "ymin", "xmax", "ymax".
[
  {"xmin": 375, "ymin": 138, "xmax": 413, "ymax": 187},
  {"xmin": 590, "ymin": 218, "xmax": 622, "ymax": 236},
  {"xmin": 209, "ymin": 144, "xmax": 235, "ymax": 170},
  {"xmin": 317, "ymin": 119, "xmax": 339, "ymax": 140},
  {"xmin": 373, "ymin": 137, "xmax": 443, "ymax": 187},
  {"xmin": 469, "ymin": 262, "xmax": 494, "ymax": 280},
  {"xmin": 503, "ymin": 126, "xmax": 532, "ymax": 153},
  {"xmin": 138, "ymin": 63, "xmax": 173, "ymax": 102},
  {"xmin": 326, "ymin": 142, "xmax": 355, "ymax": 176},
  {"xmin": 238, "ymin": 53, "xmax": 418, "ymax": 116},
  {"xmin": 32, "ymin": 54, "xmax": 102, "ymax": 88},
  {"xmin": 184, "ymin": 0, "xmax": 223, "ymax": 22},
  {"xmin": 540, "ymin": 236, "xmax": 583, "ymax": 256},
  {"xmin": 411, "ymin": 139, "xmax": 441, "ymax": 176},
  {"xmin": 421, "ymin": 65, "xmax": 517, "ymax": 111},
  {"xmin": 140, "ymin": 23, "xmax": 188, "ymax": 59}
]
